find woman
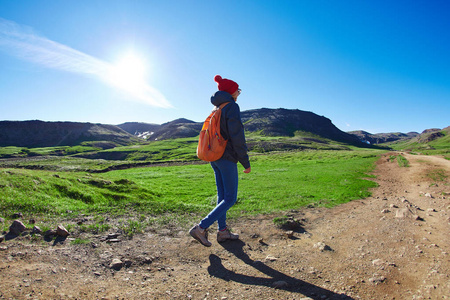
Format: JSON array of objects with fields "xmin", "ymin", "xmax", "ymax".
[{"xmin": 190, "ymin": 75, "xmax": 251, "ymax": 247}]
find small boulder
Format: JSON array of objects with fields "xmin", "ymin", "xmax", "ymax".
[
  {"xmin": 123, "ymin": 259, "xmax": 133, "ymax": 268},
  {"xmin": 9, "ymin": 220, "xmax": 26, "ymax": 235},
  {"xmin": 110, "ymin": 258, "xmax": 123, "ymax": 270},
  {"xmin": 56, "ymin": 225, "xmax": 70, "ymax": 238},
  {"xmin": 32, "ymin": 226, "xmax": 43, "ymax": 235},
  {"xmin": 11, "ymin": 212, "xmax": 23, "ymax": 219}
]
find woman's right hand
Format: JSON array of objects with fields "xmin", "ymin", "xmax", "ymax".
[{"xmin": 243, "ymin": 167, "xmax": 251, "ymax": 174}]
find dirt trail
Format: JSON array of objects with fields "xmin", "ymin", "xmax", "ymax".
[{"xmin": 0, "ymin": 152, "xmax": 449, "ymax": 299}]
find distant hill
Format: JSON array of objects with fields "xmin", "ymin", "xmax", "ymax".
[
  {"xmin": 389, "ymin": 126, "xmax": 450, "ymax": 152},
  {"xmin": 117, "ymin": 122, "xmax": 161, "ymax": 140},
  {"xmin": 0, "ymin": 120, "xmax": 140, "ymax": 148},
  {"xmin": 241, "ymin": 108, "xmax": 363, "ymax": 145},
  {"xmin": 120, "ymin": 108, "xmax": 364, "ymax": 146},
  {"xmin": 418, "ymin": 128, "xmax": 445, "ymax": 143},
  {"xmin": 119, "ymin": 119, "xmax": 202, "ymax": 141},
  {"xmin": 348, "ymin": 130, "xmax": 419, "ymax": 144},
  {"xmin": 117, "ymin": 122, "xmax": 160, "ymax": 135},
  {"xmin": 6, "ymin": 108, "xmax": 429, "ymax": 149},
  {"xmin": 148, "ymin": 118, "xmax": 201, "ymax": 141}
]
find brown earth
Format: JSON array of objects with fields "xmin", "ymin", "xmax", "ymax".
[{"xmin": 0, "ymin": 152, "xmax": 449, "ymax": 299}]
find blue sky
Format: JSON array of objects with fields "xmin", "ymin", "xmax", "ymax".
[{"xmin": 1, "ymin": 1, "xmax": 449, "ymax": 134}]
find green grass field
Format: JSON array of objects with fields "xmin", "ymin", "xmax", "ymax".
[{"xmin": 0, "ymin": 149, "xmax": 383, "ymax": 232}]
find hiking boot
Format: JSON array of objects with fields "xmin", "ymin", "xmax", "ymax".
[
  {"xmin": 217, "ymin": 228, "xmax": 239, "ymax": 243},
  {"xmin": 189, "ymin": 225, "xmax": 212, "ymax": 247}
]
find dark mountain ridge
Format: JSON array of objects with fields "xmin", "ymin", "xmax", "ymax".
[
  {"xmin": 348, "ymin": 130, "xmax": 419, "ymax": 144},
  {"xmin": 2, "ymin": 108, "xmax": 435, "ymax": 149},
  {"xmin": 0, "ymin": 120, "xmax": 139, "ymax": 148},
  {"xmin": 241, "ymin": 108, "xmax": 362, "ymax": 145},
  {"xmin": 119, "ymin": 108, "xmax": 364, "ymax": 145},
  {"xmin": 116, "ymin": 122, "xmax": 160, "ymax": 135},
  {"xmin": 118, "ymin": 119, "xmax": 202, "ymax": 141}
]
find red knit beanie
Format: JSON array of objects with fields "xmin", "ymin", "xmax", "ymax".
[{"xmin": 214, "ymin": 75, "xmax": 239, "ymax": 95}]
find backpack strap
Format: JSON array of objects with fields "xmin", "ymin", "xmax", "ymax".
[{"xmin": 213, "ymin": 102, "xmax": 230, "ymax": 112}]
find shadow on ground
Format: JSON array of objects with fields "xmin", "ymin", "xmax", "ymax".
[{"xmin": 208, "ymin": 240, "xmax": 352, "ymax": 300}]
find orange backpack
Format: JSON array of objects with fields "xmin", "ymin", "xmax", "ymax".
[{"xmin": 197, "ymin": 102, "xmax": 230, "ymax": 162}]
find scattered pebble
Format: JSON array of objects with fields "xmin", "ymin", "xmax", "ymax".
[
  {"xmin": 368, "ymin": 276, "xmax": 386, "ymax": 284},
  {"xmin": 372, "ymin": 259, "xmax": 384, "ymax": 266},
  {"xmin": 314, "ymin": 242, "xmax": 333, "ymax": 252},
  {"xmin": 285, "ymin": 230, "xmax": 294, "ymax": 238},
  {"xmin": 265, "ymin": 255, "xmax": 278, "ymax": 262},
  {"xmin": 106, "ymin": 239, "xmax": 121, "ymax": 243}
]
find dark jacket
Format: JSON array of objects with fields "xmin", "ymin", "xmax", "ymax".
[{"xmin": 210, "ymin": 91, "xmax": 250, "ymax": 169}]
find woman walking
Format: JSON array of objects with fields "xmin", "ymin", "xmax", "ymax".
[{"xmin": 190, "ymin": 75, "xmax": 251, "ymax": 247}]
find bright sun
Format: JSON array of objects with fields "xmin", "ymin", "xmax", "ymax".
[
  {"xmin": 102, "ymin": 51, "xmax": 171, "ymax": 108},
  {"xmin": 108, "ymin": 52, "xmax": 148, "ymax": 93}
]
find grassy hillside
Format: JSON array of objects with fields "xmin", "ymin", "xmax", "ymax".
[
  {"xmin": 389, "ymin": 127, "xmax": 450, "ymax": 158},
  {"xmin": 0, "ymin": 149, "xmax": 383, "ymax": 233},
  {"xmin": 0, "ymin": 130, "xmax": 380, "ymax": 169},
  {"xmin": 245, "ymin": 131, "xmax": 369, "ymax": 152}
]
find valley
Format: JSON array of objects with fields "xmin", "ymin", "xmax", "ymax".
[
  {"xmin": 0, "ymin": 109, "xmax": 449, "ymax": 299},
  {"xmin": 0, "ymin": 152, "xmax": 448, "ymax": 299}
]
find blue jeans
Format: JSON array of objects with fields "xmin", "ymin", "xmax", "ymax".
[{"xmin": 199, "ymin": 158, "xmax": 238, "ymax": 231}]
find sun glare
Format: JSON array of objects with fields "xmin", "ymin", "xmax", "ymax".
[
  {"xmin": 102, "ymin": 51, "xmax": 171, "ymax": 108},
  {"xmin": 108, "ymin": 52, "xmax": 148, "ymax": 92}
]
